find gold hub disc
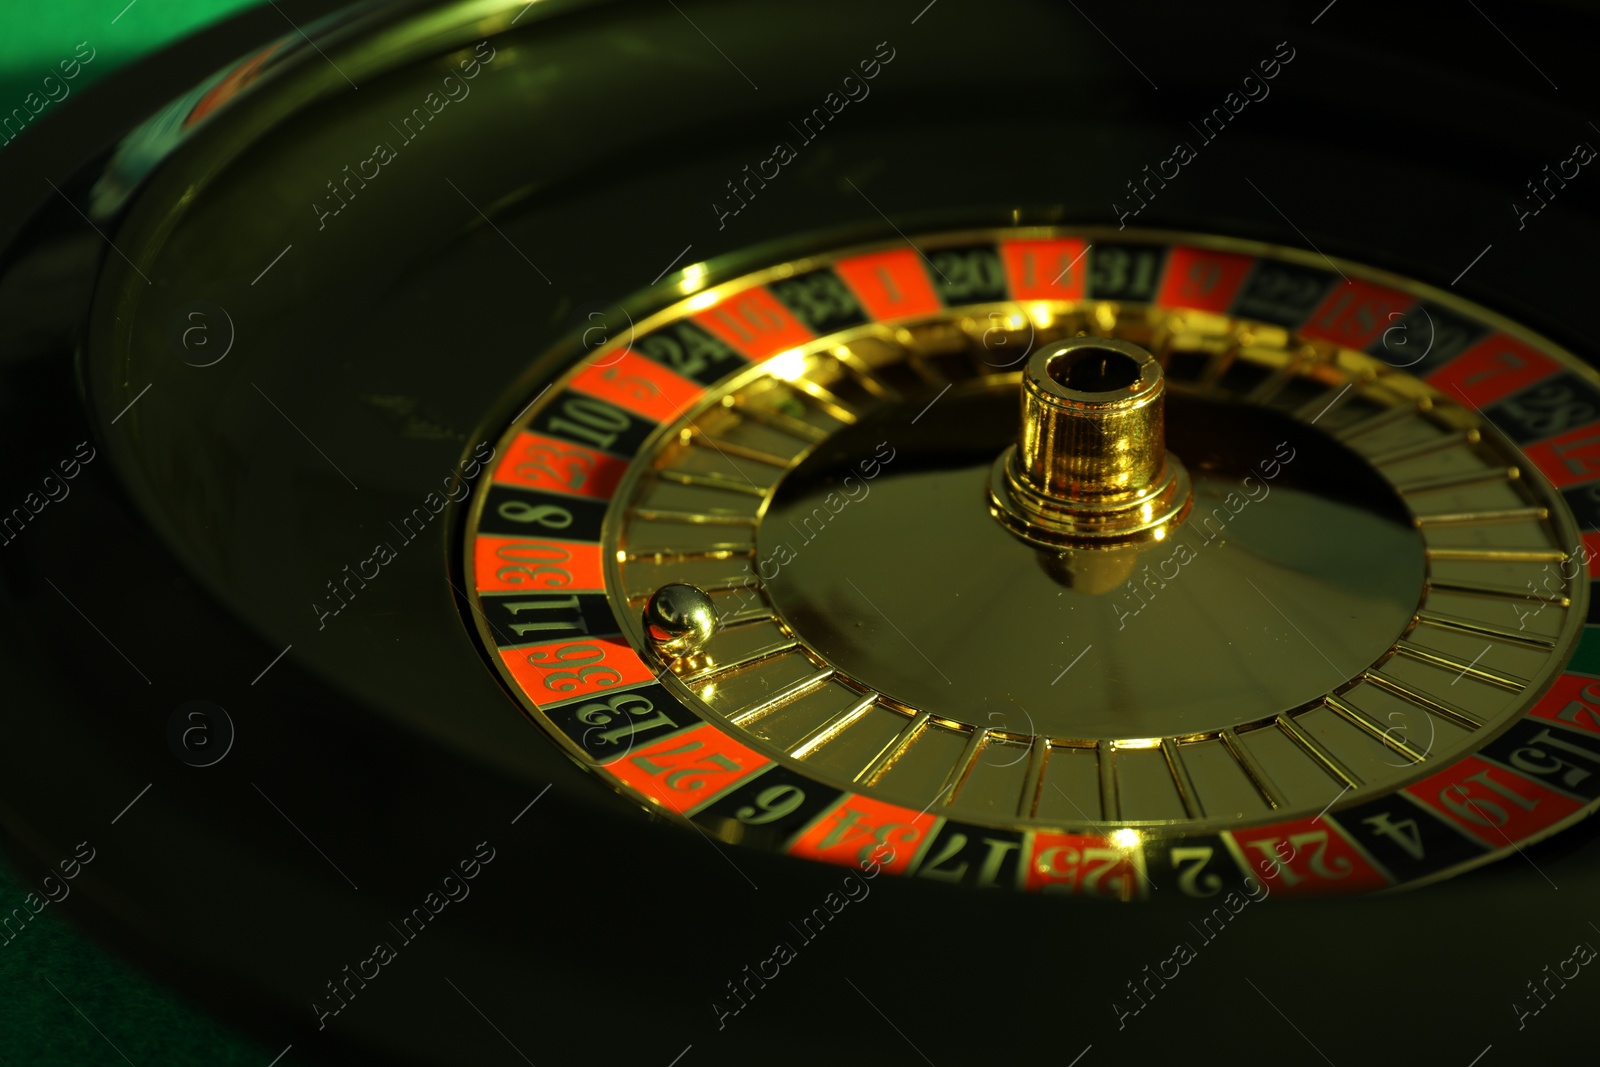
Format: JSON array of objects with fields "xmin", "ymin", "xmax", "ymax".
[{"xmin": 762, "ymin": 383, "xmax": 1428, "ymax": 740}]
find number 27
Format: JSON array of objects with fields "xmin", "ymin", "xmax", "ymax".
[{"xmin": 630, "ymin": 740, "xmax": 740, "ymax": 790}]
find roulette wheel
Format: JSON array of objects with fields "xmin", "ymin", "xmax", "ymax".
[{"xmin": 4, "ymin": 0, "xmax": 1600, "ymax": 1062}]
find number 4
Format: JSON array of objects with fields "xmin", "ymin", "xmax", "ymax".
[{"xmin": 1362, "ymin": 812, "xmax": 1424, "ymax": 861}]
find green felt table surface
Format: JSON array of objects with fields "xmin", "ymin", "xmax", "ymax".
[
  {"xmin": 3, "ymin": 8, "xmax": 296, "ymax": 1064},
  {"xmin": 0, "ymin": 854, "xmax": 278, "ymax": 1065},
  {"xmin": 0, "ymin": 0, "xmax": 263, "ymax": 116}
]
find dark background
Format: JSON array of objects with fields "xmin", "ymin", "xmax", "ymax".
[{"xmin": 2, "ymin": 1, "xmax": 1600, "ymax": 1065}]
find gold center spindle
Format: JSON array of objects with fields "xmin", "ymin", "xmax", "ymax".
[{"xmin": 989, "ymin": 337, "xmax": 1192, "ymax": 548}]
